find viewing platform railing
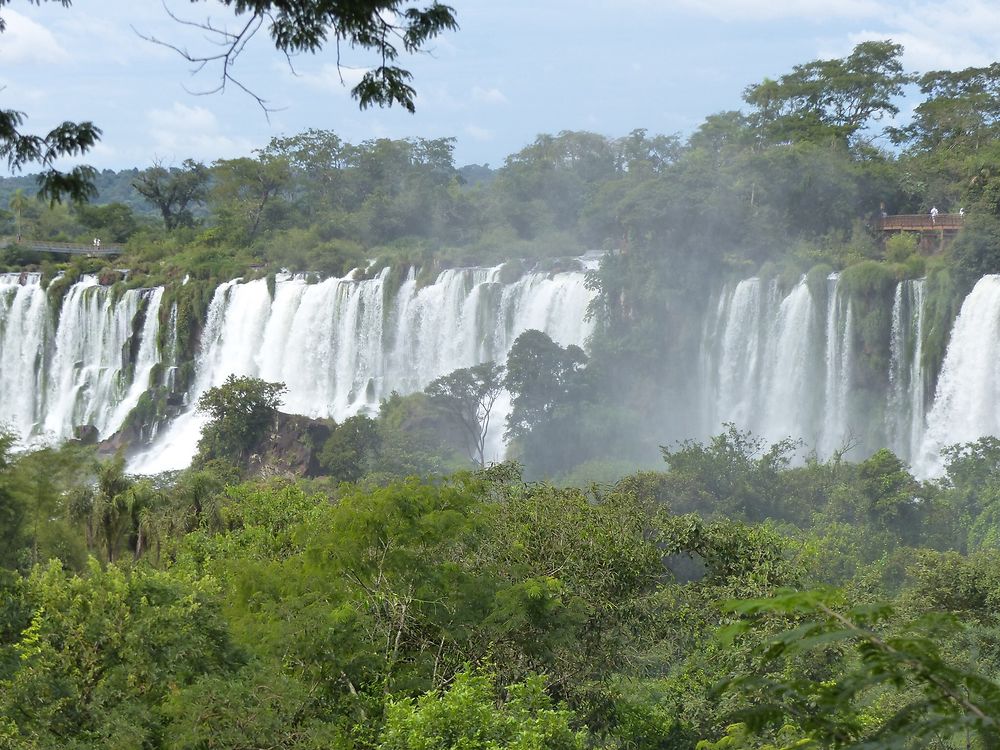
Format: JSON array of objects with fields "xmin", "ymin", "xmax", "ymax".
[{"xmin": 875, "ymin": 214, "xmax": 965, "ymax": 232}]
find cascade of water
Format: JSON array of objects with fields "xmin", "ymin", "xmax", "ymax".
[
  {"xmin": 0, "ymin": 273, "xmax": 50, "ymax": 438},
  {"xmin": 819, "ymin": 276, "xmax": 852, "ymax": 457},
  {"xmin": 163, "ymin": 302, "xmax": 179, "ymax": 390},
  {"xmin": 711, "ymin": 278, "xmax": 763, "ymax": 429},
  {"xmin": 0, "ymin": 274, "xmax": 163, "ymax": 445},
  {"xmin": 758, "ymin": 279, "xmax": 818, "ymax": 445},
  {"xmin": 918, "ymin": 275, "xmax": 1000, "ymax": 476},
  {"xmin": 908, "ymin": 280, "xmax": 927, "ymax": 460},
  {"xmin": 886, "ymin": 280, "xmax": 926, "ymax": 460},
  {"xmin": 704, "ymin": 277, "xmax": 822, "ymax": 449},
  {"xmin": 54, "ymin": 282, "xmax": 163, "ymax": 439},
  {"xmin": 887, "ymin": 281, "xmax": 906, "ymax": 446},
  {"xmin": 703, "ymin": 274, "xmax": 939, "ymax": 464},
  {"xmin": 132, "ymin": 263, "xmax": 596, "ymax": 473},
  {"xmin": 105, "ymin": 287, "xmax": 165, "ymax": 437}
]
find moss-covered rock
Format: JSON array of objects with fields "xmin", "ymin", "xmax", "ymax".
[{"xmin": 840, "ymin": 261, "xmax": 900, "ymax": 393}]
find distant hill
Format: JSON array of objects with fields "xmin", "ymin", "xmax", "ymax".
[{"xmin": 0, "ymin": 169, "xmax": 159, "ymax": 215}]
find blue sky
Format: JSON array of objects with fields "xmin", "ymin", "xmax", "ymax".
[{"xmin": 2, "ymin": 0, "xmax": 1000, "ymax": 173}]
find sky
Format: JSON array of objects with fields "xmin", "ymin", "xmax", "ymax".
[{"xmin": 2, "ymin": 0, "xmax": 1000, "ymax": 174}]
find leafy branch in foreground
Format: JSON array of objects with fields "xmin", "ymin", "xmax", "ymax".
[
  {"xmin": 136, "ymin": 1, "xmax": 459, "ymax": 114},
  {"xmin": 710, "ymin": 589, "xmax": 1000, "ymax": 749}
]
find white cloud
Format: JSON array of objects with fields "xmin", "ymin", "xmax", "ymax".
[
  {"xmin": 465, "ymin": 125, "xmax": 494, "ymax": 141},
  {"xmin": 845, "ymin": 0, "xmax": 1000, "ymax": 72},
  {"xmin": 673, "ymin": 0, "xmax": 882, "ymax": 22},
  {"xmin": 472, "ymin": 85, "xmax": 508, "ymax": 104},
  {"xmin": 0, "ymin": 9, "xmax": 68, "ymax": 64},
  {"xmin": 283, "ymin": 63, "xmax": 369, "ymax": 93},
  {"xmin": 145, "ymin": 102, "xmax": 257, "ymax": 162}
]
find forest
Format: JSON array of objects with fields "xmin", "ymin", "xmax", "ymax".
[{"xmin": 6, "ymin": 40, "xmax": 1000, "ymax": 748}]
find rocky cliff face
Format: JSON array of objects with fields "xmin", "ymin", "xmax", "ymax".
[{"xmin": 245, "ymin": 412, "xmax": 337, "ymax": 479}]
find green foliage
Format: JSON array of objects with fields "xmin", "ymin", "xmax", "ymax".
[
  {"xmin": 698, "ymin": 723, "xmax": 814, "ymax": 750},
  {"xmin": 425, "ymin": 361, "xmax": 504, "ymax": 467},
  {"xmin": 380, "ymin": 670, "xmax": 587, "ymax": 750},
  {"xmin": 73, "ymin": 201, "xmax": 139, "ymax": 242},
  {"xmin": 318, "ymin": 414, "xmax": 381, "ymax": 481},
  {"xmin": 8, "ymin": 427, "xmax": 1000, "ymax": 748},
  {"xmin": 0, "ymin": 560, "xmax": 241, "ymax": 748},
  {"xmin": 0, "ymin": 439, "xmax": 94, "ymax": 571},
  {"xmin": 743, "ymin": 41, "xmax": 912, "ymax": 146},
  {"xmin": 839, "ymin": 261, "xmax": 900, "ymax": 390},
  {"xmin": 196, "ymin": 375, "xmax": 287, "ymax": 466},
  {"xmin": 717, "ymin": 589, "xmax": 1000, "ymax": 748},
  {"xmin": 949, "ymin": 213, "xmax": 1000, "ymax": 289},
  {"xmin": 857, "ymin": 449, "xmax": 918, "ymax": 530},
  {"xmin": 883, "ymin": 232, "xmax": 919, "ymax": 264},
  {"xmin": 0, "ymin": 106, "xmax": 100, "ymax": 204},
  {"xmin": 504, "ymin": 330, "xmax": 586, "ymax": 441},
  {"xmin": 920, "ymin": 263, "xmax": 962, "ymax": 380},
  {"xmin": 133, "ymin": 160, "xmax": 210, "ymax": 231},
  {"xmin": 210, "ymin": 155, "xmax": 292, "ymax": 246},
  {"xmin": 895, "ymin": 63, "xmax": 1000, "ymax": 154},
  {"xmin": 163, "ymin": 661, "xmax": 348, "ymax": 750},
  {"xmin": 661, "ymin": 425, "xmax": 798, "ymax": 522}
]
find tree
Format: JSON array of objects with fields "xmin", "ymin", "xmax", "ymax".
[
  {"xmin": 210, "ymin": 154, "xmax": 292, "ymax": 244},
  {"xmin": 715, "ymin": 589, "xmax": 1000, "ymax": 748},
  {"xmin": 743, "ymin": 40, "xmax": 911, "ymax": 147},
  {"xmin": 7, "ymin": 189, "xmax": 27, "ymax": 240},
  {"xmin": 151, "ymin": 1, "xmax": 458, "ymax": 114},
  {"xmin": 0, "ymin": 0, "xmax": 100, "ymax": 204},
  {"xmin": 196, "ymin": 375, "xmax": 287, "ymax": 465},
  {"xmin": 894, "ymin": 64, "xmax": 1000, "ymax": 154},
  {"xmin": 132, "ymin": 159, "xmax": 210, "ymax": 230},
  {"xmin": 74, "ymin": 202, "xmax": 139, "ymax": 242},
  {"xmin": 379, "ymin": 670, "xmax": 587, "ymax": 750},
  {"xmin": 318, "ymin": 414, "xmax": 382, "ymax": 481},
  {"xmin": 660, "ymin": 425, "xmax": 798, "ymax": 522},
  {"xmin": 0, "ymin": 560, "xmax": 240, "ymax": 747},
  {"xmin": 0, "ymin": 431, "xmax": 26, "ymax": 569},
  {"xmin": 425, "ymin": 361, "xmax": 504, "ymax": 468},
  {"xmin": 70, "ymin": 454, "xmax": 140, "ymax": 564},
  {"xmin": 1, "ymin": 1, "xmax": 456, "ymax": 201},
  {"xmin": 504, "ymin": 330, "xmax": 587, "ymax": 442},
  {"xmin": 856, "ymin": 448, "xmax": 919, "ymax": 531}
]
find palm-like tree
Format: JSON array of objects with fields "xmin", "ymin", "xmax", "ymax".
[{"xmin": 8, "ymin": 188, "xmax": 28, "ymax": 241}]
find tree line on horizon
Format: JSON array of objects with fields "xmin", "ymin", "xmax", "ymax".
[{"xmin": 3, "ymin": 41, "xmax": 1000, "ymax": 285}]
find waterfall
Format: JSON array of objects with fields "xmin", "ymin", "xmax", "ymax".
[
  {"xmin": 887, "ymin": 279, "xmax": 926, "ymax": 461},
  {"xmin": 759, "ymin": 279, "xmax": 820, "ymax": 446},
  {"xmin": 163, "ymin": 301, "xmax": 179, "ymax": 391},
  {"xmin": 918, "ymin": 275, "xmax": 1000, "ymax": 476},
  {"xmin": 0, "ymin": 273, "xmax": 162, "ymax": 445},
  {"xmin": 0, "ymin": 273, "xmax": 50, "ymax": 438},
  {"xmin": 132, "ymin": 262, "xmax": 595, "ymax": 473},
  {"xmin": 819, "ymin": 276, "xmax": 852, "ymax": 457},
  {"xmin": 702, "ymin": 273, "xmax": 940, "ymax": 465},
  {"xmin": 710, "ymin": 277, "xmax": 763, "ymax": 429},
  {"xmin": 15, "ymin": 255, "xmax": 994, "ymax": 477},
  {"xmin": 106, "ymin": 287, "xmax": 165, "ymax": 434},
  {"xmin": 706, "ymin": 277, "xmax": 821, "ymax": 448}
]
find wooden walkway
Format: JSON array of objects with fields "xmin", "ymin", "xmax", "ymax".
[
  {"xmin": 0, "ymin": 238, "xmax": 124, "ymax": 256},
  {"xmin": 875, "ymin": 214, "xmax": 965, "ymax": 232},
  {"xmin": 875, "ymin": 213, "xmax": 965, "ymax": 253}
]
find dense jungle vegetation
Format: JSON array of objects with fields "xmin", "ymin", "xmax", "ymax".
[
  {"xmin": 8, "ymin": 40, "xmax": 1000, "ymax": 748},
  {"xmin": 8, "ymin": 407, "xmax": 1000, "ymax": 748}
]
